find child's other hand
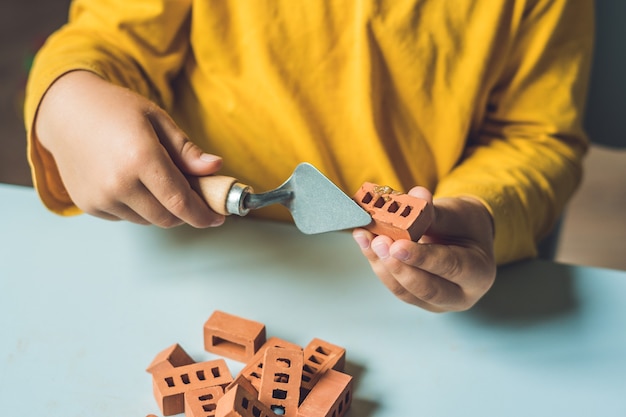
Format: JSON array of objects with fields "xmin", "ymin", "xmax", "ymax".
[
  {"xmin": 352, "ymin": 187, "xmax": 496, "ymax": 312},
  {"xmin": 35, "ymin": 71, "xmax": 223, "ymax": 228}
]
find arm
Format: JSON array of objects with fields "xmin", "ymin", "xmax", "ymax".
[
  {"xmin": 25, "ymin": 0, "xmax": 222, "ymax": 227},
  {"xmin": 354, "ymin": 187, "xmax": 496, "ymax": 312},
  {"xmin": 353, "ymin": 0, "xmax": 593, "ymax": 311},
  {"xmin": 436, "ymin": 0, "xmax": 594, "ymax": 264}
]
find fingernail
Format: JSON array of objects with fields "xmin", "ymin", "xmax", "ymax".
[
  {"xmin": 353, "ymin": 232, "xmax": 370, "ymax": 250},
  {"xmin": 200, "ymin": 153, "xmax": 221, "ymax": 163},
  {"xmin": 391, "ymin": 248, "xmax": 410, "ymax": 262},
  {"xmin": 372, "ymin": 241, "xmax": 390, "ymax": 259}
]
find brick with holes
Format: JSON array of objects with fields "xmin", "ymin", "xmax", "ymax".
[
  {"xmin": 204, "ymin": 310, "xmax": 267, "ymax": 363},
  {"xmin": 184, "ymin": 385, "xmax": 225, "ymax": 417},
  {"xmin": 235, "ymin": 337, "xmax": 302, "ymax": 391},
  {"xmin": 146, "ymin": 343, "xmax": 195, "ymax": 374},
  {"xmin": 215, "ymin": 383, "xmax": 276, "ymax": 417},
  {"xmin": 225, "ymin": 374, "xmax": 259, "ymax": 398},
  {"xmin": 297, "ymin": 369, "xmax": 353, "ymax": 417},
  {"xmin": 353, "ymin": 182, "xmax": 432, "ymax": 241},
  {"xmin": 258, "ymin": 346, "xmax": 303, "ymax": 417},
  {"xmin": 300, "ymin": 338, "xmax": 346, "ymax": 393},
  {"xmin": 152, "ymin": 359, "xmax": 233, "ymax": 416}
]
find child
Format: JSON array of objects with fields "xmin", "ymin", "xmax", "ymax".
[{"xmin": 25, "ymin": 0, "xmax": 593, "ymax": 312}]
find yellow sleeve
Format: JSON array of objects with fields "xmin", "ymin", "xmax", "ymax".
[
  {"xmin": 435, "ymin": 0, "xmax": 594, "ymax": 264},
  {"xmin": 23, "ymin": 0, "xmax": 192, "ymax": 215}
]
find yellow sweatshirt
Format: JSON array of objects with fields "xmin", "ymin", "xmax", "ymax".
[{"xmin": 24, "ymin": 0, "xmax": 593, "ymax": 264}]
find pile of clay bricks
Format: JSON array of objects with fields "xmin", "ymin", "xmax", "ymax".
[
  {"xmin": 146, "ymin": 310, "xmax": 353, "ymax": 417},
  {"xmin": 353, "ymin": 182, "xmax": 432, "ymax": 241}
]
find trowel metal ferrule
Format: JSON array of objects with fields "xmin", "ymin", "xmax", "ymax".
[{"xmin": 225, "ymin": 183, "xmax": 293, "ymax": 216}]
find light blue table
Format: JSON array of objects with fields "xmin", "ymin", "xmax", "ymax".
[{"xmin": 1, "ymin": 184, "xmax": 625, "ymax": 416}]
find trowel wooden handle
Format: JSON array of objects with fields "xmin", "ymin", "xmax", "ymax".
[{"xmin": 189, "ymin": 175, "xmax": 252, "ymax": 216}]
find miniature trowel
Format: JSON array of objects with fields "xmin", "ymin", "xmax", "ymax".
[{"xmin": 192, "ymin": 163, "xmax": 372, "ymax": 234}]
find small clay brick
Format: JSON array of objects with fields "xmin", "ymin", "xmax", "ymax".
[
  {"xmin": 300, "ymin": 338, "xmax": 346, "ymax": 393},
  {"xmin": 353, "ymin": 182, "xmax": 432, "ymax": 241},
  {"xmin": 146, "ymin": 343, "xmax": 195, "ymax": 374},
  {"xmin": 235, "ymin": 337, "xmax": 302, "ymax": 391},
  {"xmin": 184, "ymin": 385, "xmax": 225, "ymax": 417},
  {"xmin": 204, "ymin": 310, "xmax": 267, "ymax": 363},
  {"xmin": 297, "ymin": 369, "xmax": 353, "ymax": 417},
  {"xmin": 258, "ymin": 347, "xmax": 303, "ymax": 417},
  {"xmin": 152, "ymin": 359, "xmax": 233, "ymax": 416},
  {"xmin": 225, "ymin": 374, "xmax": 259, "ymax": 398},
  {"xmin": 215, "ymin": 383, "xmax": 276, "ymax": 417}
]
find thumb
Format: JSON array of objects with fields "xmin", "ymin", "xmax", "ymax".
[
  {"xmin": 148, "ymin": 108, "xmax": 222, "ymax": 176},
  {"xmin": 419, "ymin": 193, "xmax": 493, "ymax": 242},
  {"xmin": 407, "ymin": 185, "xmax": 433, "ymax": 204}
]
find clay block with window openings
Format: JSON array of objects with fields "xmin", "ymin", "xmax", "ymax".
[
  {"xmin": 146, "ymin": 343, "xmax": 195, "ymax": 374},
  {"xmin": 235, "ymin": 337, "xmax": 302, "ymax": 391},
  {"xmin": 152, "ymin": 359, "xmax": 233, "ymax": 416},
  {"xmin": 215, "ymin": 383, "xmax": 276, "ymax": 417},
  {"xmin": 258, "ymin": 347, "xmax": 304, "ymax": 417},
  {"xmin": 204, "ymin": 310, "xmax": 267, "ymax": 363},
  {"xmin": 297, "ymin": 369, "xmax": 353, "ymax": 417},
  {"xmin": 300, "ymin": 338, "xmax": 346, "ymax": 393},
  {"xmin": 184, "ymin": 385, "xmax": 225, "ymax": 417},
  {"xmin": 225, "ymin": 374, "xmax": 259, "ymax": 398},
  {"xmin": 353, "ymin": 182, "xmax": 432, "ymax": 241}
]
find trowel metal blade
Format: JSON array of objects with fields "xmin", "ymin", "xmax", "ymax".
[{"xmin": 285, "ymin": 163, "xmax": 372, "ymax": 234}]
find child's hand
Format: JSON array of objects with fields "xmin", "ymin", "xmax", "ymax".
[
  {"xmin": 352, "ymin": 187, "xmax": 496, "ymax": 312},
  {"xmin": 34, "ymin": 71, "xmax": 223, "ymax": 228}
]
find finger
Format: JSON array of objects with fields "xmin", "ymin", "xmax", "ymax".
[
  {"xmin": 91, "ymin": 204, "xmax": 151, "ymax": 226},
  {"xmin": 389, "ymin": 239, "xmax": 491, "ymax": 291},
  {"xmin": 407, "ymin": 186, "xmax": 433, "ymax": 203},
  {"xmin": 147, "ymin": 108, "xmax": 222, "ymax": 176},
  {"xmin": 353, "ymin": 229, "xmax": 392, "ymax": 263},
  {"xmin": 390, "ymin": 240, "xmax": 462, "ymax": 281},
  {"xmin": 120, "ymin": 182, "xmax": 187, "ymax": 228},
  {"xmin": 381, "ymin": 252, "xmax": 466, "ymax": 308},
  {"xmin": 354, "ymin": 231, "xmax": 446, "ymax": 310},
  {"xmin": 425, "ymin": 197, "xmax": 494, "ymax": 244},
  {"xmin": 139, "ymin": 150, "xmax": 225, "ymax": 228},
  {"xmin": 367, "ymin": 255, "xmax": 449, "ymax": 311},
  {"xmin": 353, "ymin": 230, "xmax": 416, "ymax": 299}
]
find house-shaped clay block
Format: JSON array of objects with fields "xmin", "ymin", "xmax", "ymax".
[
  {"xmin": 235, "ymin": 337, "xmax": 302, "ymax": 391},
  {"xmin": 215, "ymin": 383, "xmax": 276, "ymax": 417},
  {"xmin": 297, "ymin": 369, "xmax": 353, "ymax": 417},
  {"xmin": 184, "ymin": 385, "xmax": 225, "ymax": 417},
  {"xmin": 152, "ymin": 359, "xmax": 233, "ymax": 416},
  {"xmin": 146, "ymin": 343, "xmax": 195, "ymax": 374},
  {"xmin": 353, "ymin": 182, "xmax": 432, "ymax": 241},
  {"xmin": 301, "ymin": 338, "xmax": 346, "ymax": 393},
  {"xmin": 258, "ymin": 347, "xmax": 304, "ymax": 417},
  {"xmin": 225, "ymin": 374, "xmax": 259, "ymax": 398},
  {"xmin": 204, "ymin": 310, "xmax": 266, "ymax": 363}
]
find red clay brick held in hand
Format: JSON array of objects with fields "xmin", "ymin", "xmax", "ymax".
[
  {"xmin": 297, "ymin": 369, "xmax": 353, "ymax": 417},
  {"xmin": 146, "ymin": 343, "xmax": 195, "ymax": 374},
  {"xmin": 152, "ymin": 359, "xmax": 233, "ymax": 416},
  {"xmin": 258, "ymin": 347, "xmax": 304, "ymax": 417},
  {"xmin": 353, "ymin": 182, "xmax": 432, "ymax": 241},
  {"xmin": 204, "ymin": 310, "xmax": 267, "ymax": 363}
]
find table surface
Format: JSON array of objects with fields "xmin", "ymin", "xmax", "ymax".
[{"xmin": 1, "ymin": 183, "xmax": 625, "ymax": 417}]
